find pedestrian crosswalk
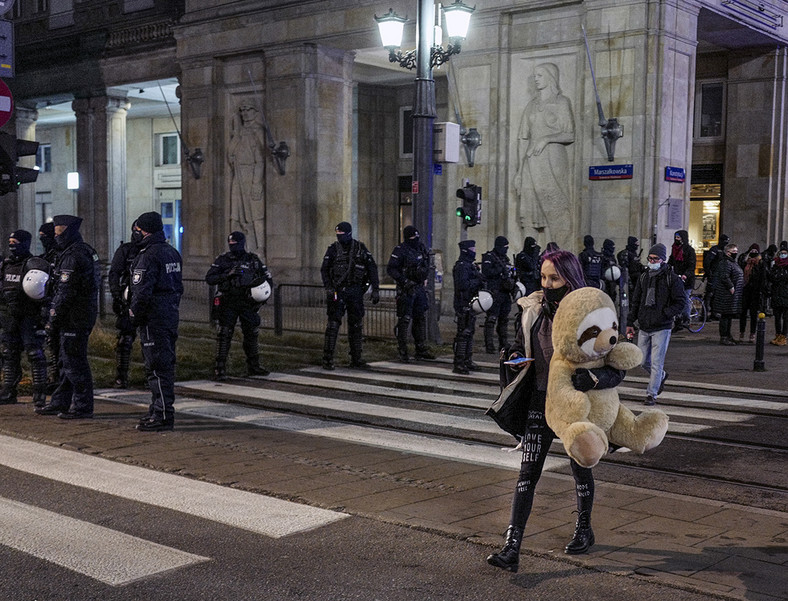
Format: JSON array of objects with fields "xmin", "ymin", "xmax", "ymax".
[{"xmin": 0, "ymin": 435, "xmax": 348, "ymax": 585}]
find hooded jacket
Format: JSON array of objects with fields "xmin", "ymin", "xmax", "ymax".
[{"xmin": 667, "ymin": 230, "xmax": 696, "ymax": 290}]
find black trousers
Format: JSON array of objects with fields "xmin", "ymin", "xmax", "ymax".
[
  {"xmin": 509, "ymin": 390, "xmax": 594, "ymax": 529},
  {"xmin": 51, "ymin": 327, "xmax": 94, "ymax": 415},
  {"xmin": 140, "ymin": 325, "xmax": 178, "ymax": 422}
]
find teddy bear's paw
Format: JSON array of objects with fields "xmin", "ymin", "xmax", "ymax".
[
  {"xmin": 567, "ymin": 427, "xmax": 608, "ymax": 468},
  {"xmin": 613, "ymin": 410, "xmax": 669, "ymax": 453}
]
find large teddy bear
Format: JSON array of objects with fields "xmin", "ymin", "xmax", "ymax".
[{"xmin": 546, "ymin": 287, "xmax": 669, "ymax": 468}]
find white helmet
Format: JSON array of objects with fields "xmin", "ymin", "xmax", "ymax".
[
  {"xmin": 23, "ymin": 269, "xmax": 49, "ymax": 300},
  {"xmin": 470, "ymin": 290, "xmax": 493, "ymax": 314},
  {"xmin": 604, "ymin": 265, "xmax": 621, "ymax": 282},
  {"xmin": 251, "ymin": 280, "xmax": 272, "ymax": 303},
  {"xmin": 513, "ymin": 281, "xmax": 527, "ymax": 300}
]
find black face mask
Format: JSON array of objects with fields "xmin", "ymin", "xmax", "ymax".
[
  {"xmin": 543, "ymin": 285, "xmax": 568, "ymax": 304},
  {"xmin": 131, "ymin": 229, "xmax": 144, "ymax": 244},
  {"xmin": 405, "ymin": 236, "xmax": 420, "ymax": 249},
  {"xmin": 728, "ymin": 253, "xmax": 738, "ymax": 261},
  {"xmin": 54, "ymin": 233, "xmax": 68, "ymax": 250},
  {"xmin": 40, "ymin": 236, "xmax": 54, "ymax": 252},
  {"xmin": 229, "ymin": 243, "xmax": 245, "ymax": 256},
  {"xmin": 8, "ymin": 243, "xmax": 25, "ymax": 257},
  {"xmin": 336, "ymin": 233, "xmax": 352, "ymax": 244},
  {"xmin": 749, "ymin": 251, "xmax": 758, "ymax": 258}
]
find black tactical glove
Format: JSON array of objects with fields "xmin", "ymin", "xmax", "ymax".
[
  {"xmin": 571, "ymin": 368, "xmax": 598, "ymax": 392},
  {"xmin": 402, "ymin": 280, "xmax": 417, "ymax": 293},
  {"xmin": 112, "ymin": 296, "xmax": 124, "ymax": 316},
  {"xmin": 371, "ymin": 289, "xmax": 380, "ymax": 305},
  {"xmin": 326, "ymin": 289, "xmax": 336, "ymax": 304}
]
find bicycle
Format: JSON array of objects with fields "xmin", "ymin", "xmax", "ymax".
[{"xmin": 686, "ymin": 294, "xmax": 707, "ymax": 332}]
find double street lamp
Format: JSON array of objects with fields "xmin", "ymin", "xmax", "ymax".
[{"xmin": 375, "ymin": 1, "xmax": 475, "ymax": 341}]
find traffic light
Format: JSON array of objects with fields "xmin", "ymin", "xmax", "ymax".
[
  {"xmin": 0, "ymin": 131, "xmax": 39, "ymax": 195},
  {"xmin": 455, "ymin": 183, "xmax": 481, "ymax": 227}
]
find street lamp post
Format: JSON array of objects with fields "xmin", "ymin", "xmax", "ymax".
[{"xmin": 376, "ymin": 0, "xmax": 475, "ymax": 342}]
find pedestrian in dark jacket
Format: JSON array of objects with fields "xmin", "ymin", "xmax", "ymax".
[
  {"xmin": 738, "ymin": 244, "xmax": 766, "ymax": 342},
  {"xmin": 627, "ymin": 244, "xmax": 685, "ymax": 405},
  {"xmin": 768, "ymin": 245, "xmax": 788, "ymax": 345},
  {"xmin": 668, "ymin": 229, "xmax": 697, "ymax": 325},
  {"xmin": 712, "ymin": 243, "xmax": 744, "ymax": 345},
  {"xmin": 452, "ymin": 239, "xmax": 484, "ymax": 374},
  {"xmin": 703, "ymin": 233, "xmax": 730, "ymax": 318}
]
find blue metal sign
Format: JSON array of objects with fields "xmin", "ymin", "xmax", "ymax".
[
  {"xmin": 433, "ymin": 163, "xmax": 443, "ymax": 175},
  {"xmin": 665, "ymin": 166, "xmax": 685, "ymax": 182},
  {"xmin": 588, "ymin": 164, "xmax": 633, "ymax": 180}
]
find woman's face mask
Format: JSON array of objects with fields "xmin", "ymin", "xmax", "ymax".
[{"xmin": 780, "ymin": 252, "xmax": 788, "ymax": 260}]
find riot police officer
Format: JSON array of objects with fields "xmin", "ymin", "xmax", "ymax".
[
  {"xmin": 107, "ymin": 221, "xmax": 142, "ymax": 388},
  {"xmin": 38, "ymin": 222, "xmax": 61, "ymax": 393},
  {"xmin": 320, "ymin": 222, "xmax": 380, "ymax": 370},
  {"xmin": 386, "ymin": 225, "xmax": 435, "ymax": 363},
  {"xmin": 0, "ymin": 230, "xmax": 49, "ymax": 406},
  {"xmin": 205, "ymin": 231, "xmax": 272, "ymax": 380},
  {"xmin": 514, "ymin": 237, "xmax": 541, "ymax": 297},
  {"xmin": 617, "ymin": 236, "xmax": 644, "ymax": 301},
  {"xmin": 131, "ymin": 212, "xmax": 183, "ymax": 432},
  {"xmin": 482, "ymin": 236, "xmax": 515, "ymax": 354},
  {"xmin": 579, "ymin": 235, "xmax": 604, "ymax": 289},
  {"xmin": 452, "ymin": 239, "xmax": 484, "ymax": 374},
  {"xmin": 36, "ymin": 215, "xmax": 100, "ymax": 419}
]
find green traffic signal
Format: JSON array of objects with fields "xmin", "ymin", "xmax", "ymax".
[{"xmin": 0, "ymin": 132, "xmax": 39, "ymax": 195}]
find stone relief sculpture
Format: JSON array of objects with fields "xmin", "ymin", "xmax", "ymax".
[
  {"xmin": 514, "ymin": 63, "xmax": 575, "ymax": 248},
  {"xmin": 228, "ymin": 103, "xmax": 267, "ymax": 251}
]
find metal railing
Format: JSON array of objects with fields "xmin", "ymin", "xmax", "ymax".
[{"xmin": 99, "ymin": 277, "xmax": 400, "ymax": 339}]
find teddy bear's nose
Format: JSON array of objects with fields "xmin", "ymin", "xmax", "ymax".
[{"xmin": 609, "ymin": 335, "xmax": 617, "ymax": 345}]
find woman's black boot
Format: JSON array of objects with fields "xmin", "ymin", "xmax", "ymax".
[
  {"xmin": 487, "ymin": 526, "xmax": 524, "ymax": 572},
  {"xmin": 564, "ymin": 510, "xmax": 595, "ymax": 554}
]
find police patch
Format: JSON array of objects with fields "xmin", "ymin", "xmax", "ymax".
[
  {"xmin": 60, "ymin": 272, "xmax": 70, "ymax": 283},
  {"xmin": 132, "ymin": 270, "xmax": 144, "ymax": 285}
]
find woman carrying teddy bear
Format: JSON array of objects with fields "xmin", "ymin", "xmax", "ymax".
[{"xmin": 486, "ymin": 250, "xmax": 626, "ymax": 573}]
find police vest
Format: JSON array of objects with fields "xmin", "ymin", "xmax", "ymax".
[{"xmin": 330, "ymin": 241, "xmax": 368, "ymax": 288}]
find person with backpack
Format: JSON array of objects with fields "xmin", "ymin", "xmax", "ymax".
[{"xmin": 626, "ymin": 244, "xmax": 685, "ymax": 406}]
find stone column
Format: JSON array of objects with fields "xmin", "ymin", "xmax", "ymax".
[
  {"xmin": 15, "ymin": 107, "xmax": 38, "ymax": 235},
  {"xmin": 72, "ymin": 94, "xmax": 130, "ymax": 262}
]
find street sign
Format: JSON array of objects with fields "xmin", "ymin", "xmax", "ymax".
[
  {"xmin": 665, "ymin": 166, "xmax": 686, "ymax": 182},
  {"xmin": 0, "ymin": 20, "xmax": 12, "ymax": 78},
  {"xmin": 588, "ymin": 164, "xmax": 633, "ymax": 180},
  {"xmin": 0, "ymin": 78, "xmax": 12, "ymax": 128}
]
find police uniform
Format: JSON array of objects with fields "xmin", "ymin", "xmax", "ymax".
[
  {"xmin": 579, "ymin": 235, "xmax": 604, "ymax": 290},
  {"xmin": 320, "ymin": 222, "xmax": 380, "ymax": 370},
  {"xmin": 481, "ymin": 236, "xmax": 515, "ymax": 354},
  {"xmin": 514, "ymin": 237, "xmax": 541, "ymax": 297},
  {"xmin": 205, "ymin": 231, "xmax": 271, "ymax": 380},
  {"xmin": 36, "ymin": 215, "xmax": 100, "ymax": 419},
  {"xmin": 38, "ymin": 222, "xmax": 61, "ymax": 393},
  {"xmin": 386, "ymin": 225, "xmax": 434, "ymax": 362},
  {"xmin": 452, "ymin": 239, "xmax": 484, "ymax": 374},
  {"xmin": 131, "ymin": 212, "xmax": 183, "ymax": 431},
  {"xmin": 107, "ymin": 223, "xmax": 142, "ymax": 388},
  {"xmin": 0, "ymin": 230, "xmax": 48, "ymax": 406}
]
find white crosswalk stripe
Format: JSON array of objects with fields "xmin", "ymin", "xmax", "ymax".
[{"xmin": 0, "ymin": 435, "xmax": 348, "ymax": 584}]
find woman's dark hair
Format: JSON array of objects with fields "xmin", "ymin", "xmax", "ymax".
[{"xmin": 540, "ymin": 249, "xmax": 586, "ymax": 291}]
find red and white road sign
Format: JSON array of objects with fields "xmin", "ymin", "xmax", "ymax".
[{"xmin": 0, "ymin": 79, "xmax": 12, "ymax": 128}]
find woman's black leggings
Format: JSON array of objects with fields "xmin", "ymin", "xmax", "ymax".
[
  {"xmin": 775, "ymin": 307, "xmax": 788, "ymax": 336},
  {"xmin": 509, "ymin": 391, "xmax": 594, "ymax": 529}
]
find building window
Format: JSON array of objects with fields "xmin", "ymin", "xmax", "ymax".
[
  {"xmin": 695, "ymin": 81, "xmax": 725, "ymax": 139},
  {"xmin": 36, "ymin": 144, "xmax": 51, "ymax": 172},
  {"xmin": 158, "ymin": 133, "xmax": 180, "ymax": 166}
]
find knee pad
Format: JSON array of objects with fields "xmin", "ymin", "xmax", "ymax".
[
  {"xmin": 117, "ymin": 334, "xmax": 134, "ymax": 351},
  {"xmin": 26, "ymin": 348, "xmax": 46, "ymax": 364}
]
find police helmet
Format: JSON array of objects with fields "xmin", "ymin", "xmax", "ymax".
[
  {"xmin": 22, "ymin": 270, "xmax": 49, "ymax": 300},
  {"xmin": 604, "ymin": 265, "xmax": 621, "ymax": 282},
  {"xmin": 24, "ymin": 256, "xmax": 51, "ymax": 275},
  {"xmin": 470, "ymin": 290, "xmax": 493, "ymax": 314},
  {"xmin": 251, "ymin": 280, "xmax": 272, "ymax": 303},
  {"xmin": 513, "ymin": 281, "xmax": 527, "ymax": 300}
]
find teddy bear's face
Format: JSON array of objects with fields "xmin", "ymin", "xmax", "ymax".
[
  {"xmin": 576, "ymin": 306, "xmax": 619, "ymax": 360},
  {"xmin": 552, "ymin": 287, "xmax": 620, "ymax": 364}
]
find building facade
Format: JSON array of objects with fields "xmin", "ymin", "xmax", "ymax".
[{"xmin": 4, "ymin": 0, "xmax": 788, "ymax": 310}]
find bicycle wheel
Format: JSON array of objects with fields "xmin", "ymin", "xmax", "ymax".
[{"xmin": 687, "ymin": 295, "xmax": 706, "ymax": 332}]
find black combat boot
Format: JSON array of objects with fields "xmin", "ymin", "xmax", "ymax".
[
  {"xmin": 114, "ymin": 334, "xmax": 133, "ymax": 388},
  {"xmin": 323, "ymin": 320, "xmax": 340, "ymax": 370},
  {"xmin": 395, "ymin": 317, "xmax": 411, "ymax": 362},
  {"xmin": 30, "ymin": 350, "xmax": 49, "ymax": 408},
  {"xmin": 487, "ymin": 525, "xmax": 524, "ymax": 572},
  {"xmin": 413, "ymin": 316, "xmax": 435, "ymax": 360},
  {"xmin": 452, "ymin": 339, "xmax": 469, "ymax": 374},
  {"xmin": 564, "ymin": 510, "xmax": 595, "ymax": 555},
  {"xmin": 484, "ymin": 317, "xmax": 497, "ymax": 353},
  {"xmin": 213, "ymin": 327, "xmax": 233, "ymax": 380},
  {"xmin": 497, "ymin": 317, "xmax": 510, "ymax": 351},
  {"xmin": 465, "ymin": 336, "xmax": 478, "ymax": 371},
  {"xmin": 0, "ymin": 354, "xmax": 20, "ymax": 404},
  {"xmin": 243, "ymin": 331, "xmax": 269, "ymax": 376},
  {"xmin": 348, "ymin": 323, "xmax": 369, "ymax": 369}
]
